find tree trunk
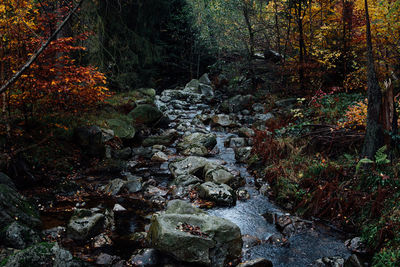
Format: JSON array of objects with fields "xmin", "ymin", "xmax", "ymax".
[
  {"xmin": 298, "ymin": 1, "xmax": 305, "ymax": 91},
  {"xmin": 362, "ymin": 0, "xmax": 383, "ymax": 159}
]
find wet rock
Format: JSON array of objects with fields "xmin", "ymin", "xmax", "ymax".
[
  {"xmin": 144, "ymin": 185, "xmax": 168, "ymax": 198},
  {"xmin": 142, "ymin": 129, "xmax": 179, "ymax": 147},
  {"xmin": 113, "ymin": 204, "xmax": 127, "ymax": 212},
  {"xmin": 229, "ymin": 137, "xmax": 247, "ymax": 148},
  {"xmin": 129, "ymin": 104, "xmax": 163, "ymax": 126},
  {"xmin": 177, "ymin": 133, "xmax": 217, "ymax": 155},
  {"xmin": 104, "ymin": 178, "xmax": 126, "ymax": 195},
  {"xmin": 313, "ymin": 256, "xmax": 345, "ymax": 267},
  {"xmin": 96, "ymin": 253, "xmax": 120, "ymax": 265},
  {"xmin": 199, "ymin": 73, "xmax": 212, "ymax": 85},
  {"xmin": 125, "ymin": 176, "xmax": 143, "ymax": 193},
  {"xmin": 235, "ymin": 147, "xmax": 252, "ymax": 163},
  {"xmin": 212, "ymin": 114, "xmax": 233, "ymax": 127},
  {"xmin": 74, "ymin": 125, "xmax": 105, "ymax": 157},
  {"xmin": 2, "ymin": 242, "xmax": 82, "ymax": 267},
  {"xmin": 259, "ymin": 184, "xmax": 271, "ymax": 196},
  {"xmin": 129, "ymin": 248, "xmax": 160, "ymax": 267},
  {"xmin": 2, "ymin": 222, "xmax": 40, "ymax": 249},
  {"xmin": 345, "ymin": 237, "xmax": 367, "ymax": 254},
  {"xmin": 198, "ymin": 182, "xmax": 236, "ymax": 206},
  {"xmin": 242, "ymin": 234, "xmax": 262, "ymax": 249},
  {"xmin": 161, "ymin": 89, "xmax": 203, "ymax": 104},
  {"xmin": 238, "ymin": 258, "xmax": 273, "ymax": 267},
  {"xmin": 274, "ymin": 215, "xmax": 309, "ymax": 237},
  {"xmin": 171, "ymin": 174, "xmax": 202, "ymax": 187},
  {"xmin": 67, "ymin": 209, "xmax": 105, "ymax": 240},
  {"xmin": 151, "ymin": 151, "xmax": 168, "ymax": 162},
  {"xmin": 93, "ymin": 233, "xmax": 113, "ymax": 248},
  {"xmin": 148, "ymin": 201, "xmax": 242, "ymax": 266},
  {"xmin": 169, "ymin": 156, "xmax": 209, "ymax": 178},
  {"xmin": 113, "ymin": 147, "xmax": 132, "ymax": 159},
  {"xmin": 236, "ymin": 188, "xmax": 250, "ymax": 200},
  {"xmin": 266, "ymin": 233, "xmax": 289, "ymax": 247},
  {"xmin": 204, "ymin": 166, "xmax": 235, "ymax": 185},
  {"xmin": 200, "ymin": 84, "xmax": 214, "ymax": 98},
  {"xmin": 275, "ymin": 98, "xmax": 298, "ymax": 109},
  {"xmin": 182, "ymin": 145, "xmax": 209, "ymax": 157}
]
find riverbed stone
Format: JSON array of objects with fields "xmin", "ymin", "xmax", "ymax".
[
  {"xmin": 235, "ymin": 147, "xmax": 252, "ymax": 163},
  {"xmin": 221, "ymin": 95, "xmax": 254, "ymax": 113},
  {"xmin": 2, "ymin": 222, "xmax": 40, "ymax": 249},
  {"xmin": 169, "ymin": 156, "xmax": 209, "ymax": 178},
  {"xmin": 151, "ymin": 151, "xmax": 169, "ymax": 162},
  {"xmin": 148, "ymin": 201, "xmax": 242, "ymax": 266},
  {"xmin": 67, "ymin": 209, "xmax": 105, "ymax": 240},
  {"xmin": 142, "ymin": 129, "xmax": 179, "ymax": 147},
  {"xmin": 204, "ymin": 166, "xmax": 235, "ymax": 185},
  {"xmin": 212, "ymin": 114, "xmax": 234, "ymax": 127},
  {"xmin": 113, "ymin": 147, "xmax": 132, "ymax": 159},
  {"xmin": 238, "ymin": 258, "xmax": 273, "ymax": 267},
  {"xmin": 2, "ymin": 242, "xmax": 82, "ymax": 267},
  {"xmin": 104, "ymin": 179, "xmax": 126, "ymax": 196},
  {"xmin": 171, "ymin": 174, "xmax": 202, "ymax": 187},
  {"xmin": 198, "ymin": 182, "xmax": 236, "ymax": 206},
  {"xmin": 177, "ymin": 133, "xmax": 217, "ymax": 153}
]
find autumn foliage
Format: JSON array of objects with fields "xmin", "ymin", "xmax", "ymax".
[{"xmin": 0, "ymin": 0, "xmax": 110, "ymax": 118}]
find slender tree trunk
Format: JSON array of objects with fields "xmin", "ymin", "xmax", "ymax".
[
  {"xmin": 298, "ymin": 2, "xmax": 305, "ymax": 91},
  {"xmin": 273, "ymin": 0, "xmax": 281, "ymax": 54},
  {"xmin": 362, "ymin": 0, "xmax": 383, "ymax": 159}
]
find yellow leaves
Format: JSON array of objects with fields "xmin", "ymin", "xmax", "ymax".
[{"xmin": 337, "ymin": 99, "xmax": 368, "ymax": 130}]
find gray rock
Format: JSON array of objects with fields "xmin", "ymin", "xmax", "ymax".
[
  {"xmin": 275, "ymin": 98, "xmax": 298, "ymax": 109},
  {"xmin": 169, "ymin": 156, "xmax": 209, "ymax": 178},
  {"xmin": 345, "ymin": 237, "xmax": 367, "ymax": 254},
  {"xmin": 198, "ymin": 182, "xmax": 236, "ymax": 206},
  {"xmin": 177, "ymin": 133, "xmax": 217, "ymax": 155},
  {"xmin": 3, "ymin": 242, "xmax": 82, "ymax": 267},
  {"xmin": 2, "ymin": 222, "xmax": 40, "ymax": 249},
  {"xmin": 235, "ymin": 147, "xmax": 252, "ymax": 163},
  {"xmin": 238, "ymin": 258, "xmax": 273, "ymax": 267},
  {"xmin": 199, "ymin": 73, "xmax": 212, "ymax": 85},
  {"xmin": 101, "ymin": 128, "xmax": 115, "ymax": 142},
  {"xmin": 313, "ymin": 256, "xmax": 345, "ymax": 267},
  {"xmin": 212, "ymin": 114, "xmax": 233, "ymax": 127},
  {"xmin": 184, "ymin": 79, "xmax": 200, "ymax": 93},
  {"xmin": 104, "ymin": 179, "xmax": 126, "ymax": 195},
  {"xmin": 204, "ymin": 165, "xmax": 235, "ymax": 185},
  {"xmin": 165, "ymin": 200, "xmax": 206, "ymax": 215},
  {"xmin": 344, "ymin": 254, "xmax": 364, "ymax": 267},
  {"xmin": 229, "ymin": 137, "xmax": 247, "ymax": 148},
  {"xmin": 199, "ymin": 84, "xmax": 214, "ymax": 98},
  {"xmin": 142, "ymin": 129, "xmax": 179, "ymax": 147},
  {"xmin": 67, "ymin": 209, "xmax": 105, "ymax": 240},
  {"xmin": 182, "ymin": 145, "xmax": 209, "ymax": 156},
  {"xmin": 254, "ymin": 113, "xmax": 274, "ymax": 122},
  {"xmin": 74, "ymin": 125, "xmax": 105, "ymax": 157},
  {"xmin": 151, "ymin": 151, "xmax": 168, "ymax": 162},
  {"xmin": 147, "ymin": 211, "xmax": 242, "ymax": 266},
  {"xmin": 171, "ymin": 174, "xmax": 202, "ymax": 187},
  {"xmin": 125, "ymin": 177, "xmax": 143, "ymax": 193},
  {"xmin": 96, "ymin": 253, "xmax": 120, "ymax": 265}
]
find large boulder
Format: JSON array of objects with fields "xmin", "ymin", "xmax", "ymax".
[
  {"xmin": 129, "ymin": 104, "xmax": 163, "ymax": 126},
  {"xmin": 184, "ymin": 79, "xmax": 200, "ymax": 93},
  {"xmin": 169, "ymin": 156, "xmax": 209, "ymax": 178},
  {"xmin": 204, "ymin": 165, "xmax": 235, "ymax": 185},
  {"xmin": 148, "ymin": 200, "xmax": 242, "ymax": 266},
  {"xmin": 211, "ymin": 114, "xmax": 234, "ymax": 127},
  {"xmin": 0, "ymin": 184, "xmax": 41, "ymax": 239},
  {"xmin": 2, "ymin": 242, "xmax": 82, "ymax": 267},
  {"xmin": 161, "ymin": 89, "xmax": 203, "ymax": 104},
  {"xmin": 2, "ymin": 222, "xmax": 40, "ymax": 249},
  {"xmin": 104, "ymin": 118, "xmax": 136, "ymax": 141},
  {"xmin": 74, "ymin": 125, "xmax": 105, "ymax": 157},
  {"xmin": 67, "ymin": 209, "xmax": 105, "ymax": 240},
  {"xmin": 177, "ymin": 133, "xmax": 217, "ymax": 156},
  {"xmin": 198, "ymin": 182, "xmax": 236, "ymax": 206}
]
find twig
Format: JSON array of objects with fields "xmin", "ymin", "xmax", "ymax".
[{"xmin": 0, "ymin": 0, "xmax": 85, "ymax": 95}]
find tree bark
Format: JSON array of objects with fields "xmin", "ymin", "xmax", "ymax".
[{"xmin": 362, "ymin": 0, "xmax": 384, "ymax": 159}]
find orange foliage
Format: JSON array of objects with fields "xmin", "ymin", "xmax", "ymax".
[{"xmin": 0, "ymin": 0, "xmax": 110, "ymax": 116}]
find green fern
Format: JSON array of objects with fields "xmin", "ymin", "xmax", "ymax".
[
  {"xmin": 356, "ymin": 158, "xmax": 374, "ymax": 173},
  {"xmin": 375, "ymin": 145, "xmax": 390, "ymax": 165}
]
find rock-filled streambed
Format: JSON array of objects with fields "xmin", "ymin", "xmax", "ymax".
[{"xmin": 0, "ymin": 74, "xmax": 359, "ymax": 266}]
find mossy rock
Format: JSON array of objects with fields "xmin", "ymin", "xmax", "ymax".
[
  {"xmin": 104, "ymin": 118, "xmax": 136, "ymax": 140},
  {"xmin": 129, "ymin": 104, "xmax": 163, "ymax": 126},
  {"xmin": 2, "ymin": 242, "xmax": 82, "ymax": 267},
  {"xmin": 0, "ymin": 184, "xmax": 41, "ymax": 231}
]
